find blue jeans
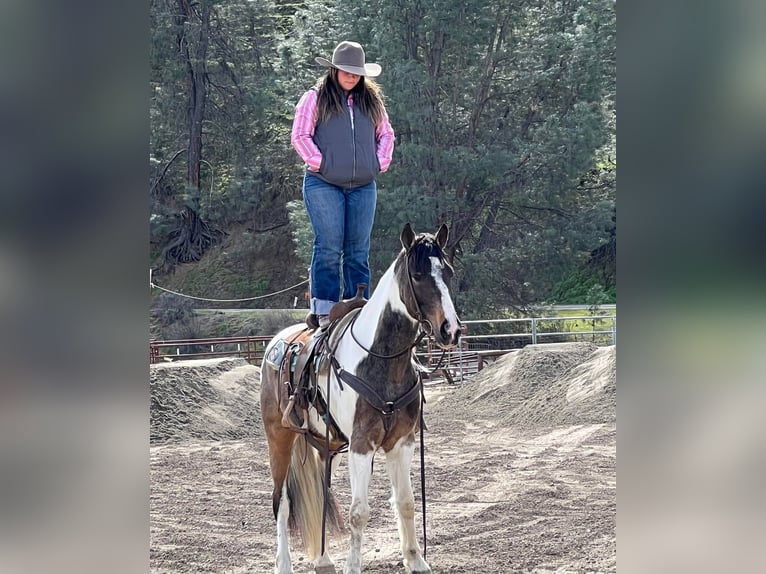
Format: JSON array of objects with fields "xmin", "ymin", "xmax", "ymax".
[{"xmin": 303, "ymin": 172, "xmax": 376, "ymax": 315}]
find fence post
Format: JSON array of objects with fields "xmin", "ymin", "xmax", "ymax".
[{"xmin": 531, "ymin": 318, "xmax": 537, "ymax": 344}]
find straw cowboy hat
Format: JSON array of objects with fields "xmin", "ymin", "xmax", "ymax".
[{"xmin": 315, "ymin": 41, "xmax": 381, "ymax": 78}]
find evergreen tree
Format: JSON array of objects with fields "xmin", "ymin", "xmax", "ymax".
[
  {"xmin": 341, "ymin": 0, "xmax": 616, "ymax": 313},
  {"xmin": 149, "ymin": 0, "xmax": 616, "ymax": 315}
]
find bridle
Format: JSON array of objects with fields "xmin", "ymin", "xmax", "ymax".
[
  {"xmin": 403, "ymin": 247, "xmax": 436, "ymax": 337},
  {"xmin": 346, "ymin": 244, "xmax": 444, "ymax": 359}
]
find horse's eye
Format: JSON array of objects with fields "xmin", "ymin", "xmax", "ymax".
[{"xmin": 412, "ymin": 273, "xmax": 425, "ymax": 281}]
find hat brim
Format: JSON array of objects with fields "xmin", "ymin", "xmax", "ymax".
[{"xmin": 315, "ymin": 57, "xmax": 381, "ymax": 78}]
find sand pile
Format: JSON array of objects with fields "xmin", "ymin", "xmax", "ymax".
[
  {"xmin": 429, "ymin": 342, "xmax": 615, "ymax": 428},
  {"xmin": 150, "ymin": 357, "xmax": 263, "ymax": 444},
  {"xmin": 150, "ymin": 343, "xmax": 616, "ymax": 444}
]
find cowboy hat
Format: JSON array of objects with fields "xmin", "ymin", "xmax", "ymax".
[{"xmin": 315, "ymin": 41, "xmax": 381, "ymax": 78}]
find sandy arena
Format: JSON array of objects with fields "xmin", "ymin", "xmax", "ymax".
[{"xmin": 150, "ymin": 342, "xmax": 615, "ymax": 573}]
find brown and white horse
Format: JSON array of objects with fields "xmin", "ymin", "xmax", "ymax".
[{"xmin": 260, "ymin": 224, "xmax": 461, "ymax": 574}]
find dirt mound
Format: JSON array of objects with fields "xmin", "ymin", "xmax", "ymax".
[
  {"xmin": 150, "ymin": 357, "xmax": 263, "ymax": 444},
  {"xmin": 150, "ymin": 344, "xmax": 616, "ymax": 573},
  {"xmin": 150, "ymin": 343, "xmax": 615, "ymax": 444},
  {"xmin": 509, "ymin": 344, "xmax": 616, "ymax": 428},
  {"xmin": 429, "ymin": 342, "xmax": 614, "ymax": 429}
]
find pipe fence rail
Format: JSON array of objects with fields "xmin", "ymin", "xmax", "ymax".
[
  {"xmin": 150, "ymin": 336, "xmax": 273, "ymax": 365},
  {"xmin": 459, "ymin": 315, "xmax": 616, "ymax": 347},
  {"xmin": 418, "ymin": 315, "xmax": 615, "ymax": 382},
  {"xmin": 150, "ymin": 315, "xmax": 616, "ymax": 377}
]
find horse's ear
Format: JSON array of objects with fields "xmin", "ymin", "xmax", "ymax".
[
  {"xmin": 401, "ymin": 223, "xmax": 416, "ymax": 250},
  {"xmin": 435, "ymin": 224, "xmax": 449, "ymax": 249},
  {"xmin": 444, "ymin": 240, "xmax": 460, "ymax": 265}
]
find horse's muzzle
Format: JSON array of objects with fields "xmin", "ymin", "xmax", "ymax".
[{"xmin": 438, "ymin": 319, "xmax": 461, "ymax": 348}]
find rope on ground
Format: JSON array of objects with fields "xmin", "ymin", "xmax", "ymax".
[{"xmin": 150, "ymin": 272, "xmax": 308, "ymax": 303}]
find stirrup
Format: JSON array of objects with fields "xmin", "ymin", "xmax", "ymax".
[{"xmin": 280, "ymin": 396, "xmax": 308, "ymax": 432}]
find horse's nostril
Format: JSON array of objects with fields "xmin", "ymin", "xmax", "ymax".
[{"xmin": 441, "ymin": 320, "xmax": 461, "ymax": 344}]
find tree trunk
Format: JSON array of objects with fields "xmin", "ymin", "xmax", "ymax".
[
  {"xmin": 178, "ymin": 0, "xmax": 210, "ymax": 194},
  {"xmin": 162, "ymin": 206, "xmax": 224, "ymax": 269},
  {"xmin": 163, "ymin": 0, "xmax": 216, "ymax": 268}
]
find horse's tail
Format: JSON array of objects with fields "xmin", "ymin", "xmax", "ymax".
[{"xmin": 286, "ymin": 438, "xmax": 344, "ymax": 561}]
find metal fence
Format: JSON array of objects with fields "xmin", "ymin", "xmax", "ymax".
[
  {"xmin": 150, "ymin": 335, "xmax": 273, "ymax": 365},
  {"xmin": 460, "ymin": 314, "xmax": 616, "ymax": 349},
  {"xmin": 416, "ymin": 314, "xmax": 616, "ymax": 382},
  {"xmin": 150, "ymin": 314, "xmax": 615, "ymax": 368}
]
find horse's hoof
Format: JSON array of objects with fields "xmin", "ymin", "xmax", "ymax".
[{"xmin": 314, "ymin": 565, "xmax": 336, "ymax": 574}]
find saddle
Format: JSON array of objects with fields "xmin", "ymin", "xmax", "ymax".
[
  {"xmin": 305, "ymin": 283, "xmax": 368, "ymax": 330},
  {"xmin": 279, "ymin": 286, "xmax": 368, "ymax": 454},
  {"xmin": 329, "ymin": 283, "xmax": 368, "ymax": 323}
]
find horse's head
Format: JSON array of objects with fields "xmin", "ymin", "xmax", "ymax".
[{"xmin": 397, "ymin": 223, "xmax": 462, "ymax": 348}]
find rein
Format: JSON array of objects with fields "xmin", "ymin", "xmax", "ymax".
[
  {"xmin": 345, "ymin": 245, "xmax": 434, "ymax": 359},
  {"xmin": 349, "ymin": 318, "xmax": 425, "ymax": 359}
]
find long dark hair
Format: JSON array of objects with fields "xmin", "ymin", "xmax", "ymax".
[{"xmin": 316, "ymin": 68, "xmax": 386, "ymax": 127}]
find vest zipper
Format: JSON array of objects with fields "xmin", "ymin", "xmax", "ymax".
[{"xmin": 348, "ymin": 96, "xmax": 356, "ymax": 183}]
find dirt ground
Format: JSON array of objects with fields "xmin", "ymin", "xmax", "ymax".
[{"xmin": 150, "ymin": 342, "xmax": 616, "ymax": 573}]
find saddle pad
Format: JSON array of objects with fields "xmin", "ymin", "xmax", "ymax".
[{"xmin": 264, "ymin": 339, "xmax": 287, "ymax": 368}]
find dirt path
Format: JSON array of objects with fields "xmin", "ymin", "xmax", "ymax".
[{"xmin": 150, "ymin": 345, "xmax": 616, "ymax": 573}]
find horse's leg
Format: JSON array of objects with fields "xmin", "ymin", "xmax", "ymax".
[
  {"xmin": 343, "ymin": 450, "xmax": 374, "ymax": 574},
  {"xmin": 385, "ymin": 438, "xmax": 431, "ymax": 574},
  {"xmin": 268, "ymin": 425, "xmax": 340, "ymax": 573},
  {"xmin": 265, "ymin": 423, "xmax": 297, "ymax": 574}
]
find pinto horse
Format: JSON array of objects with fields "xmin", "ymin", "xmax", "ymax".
[{"xmin": 260, "ymin": 224, "xmax": 461, "ymax": 574}]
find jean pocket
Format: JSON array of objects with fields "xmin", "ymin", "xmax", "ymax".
[{"xmin": 304, "ymin": 172, "xmax": 324, "ymax": 192}]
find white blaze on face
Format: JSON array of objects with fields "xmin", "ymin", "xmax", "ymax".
[{"xmin": 429, "ymin": 256, "xmax": 460, "ymax": 337}]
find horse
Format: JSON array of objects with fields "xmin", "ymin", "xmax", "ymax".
[{"xmin": 260, "ymin": 223, "xmax": 461, "ymax": 574}]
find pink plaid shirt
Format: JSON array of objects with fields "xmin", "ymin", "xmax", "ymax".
[{"xmin": 291, "ymin": 89, "xmax": 395, "ymax": 174}]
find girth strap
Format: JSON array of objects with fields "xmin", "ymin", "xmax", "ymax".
[{"xmin": 330, "ymin": 355, "xmax": 421, "ymax": 415}]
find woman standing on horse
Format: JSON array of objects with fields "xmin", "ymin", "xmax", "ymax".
[{"xmin": 291, "ymin": 41, "xmax": 395, "ymax": 330}]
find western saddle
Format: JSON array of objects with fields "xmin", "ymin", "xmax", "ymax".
[{"xmin": 276, "ymin": 284, "xmax": 368, "ymax": 454}]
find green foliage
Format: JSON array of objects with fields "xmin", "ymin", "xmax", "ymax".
[
  {"xmin": 150, "ymin": 0, "xmax": 616, "ymax": 317},
  {"xmin": 214, "ymin": 322, "xmax": 231, "ymax": 337},
  {"xmin": 150, "ymin": 0, "xmax": 299, "ymax": 228},
  {"xmin": 286, "ymin": 199, "xmax": 313, "ymax": 269},
  {"xmin": 178, "ymin": 265, "xmax": 270, "ymax": 302},
  {"xmin": 337, "ymin": 0, "xmax": 616, "ymax": 313},
  {"xmin": 180, "ymin": 266, "xmax": 220, "ymax": 296},
  {"xmin": 192, "ymin": 309, "xmax": 309, "ymax": 338},
  {"xmin": 230, "ymin": 274, "xmax": 271, "ymax": 298},
  {"xmin": 586, "ymin": 283, "xmax": 612, "ymax": 312},
  {"xmin": 552, "ymin": 269, "xmax": 616, "ymax": 305}
]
